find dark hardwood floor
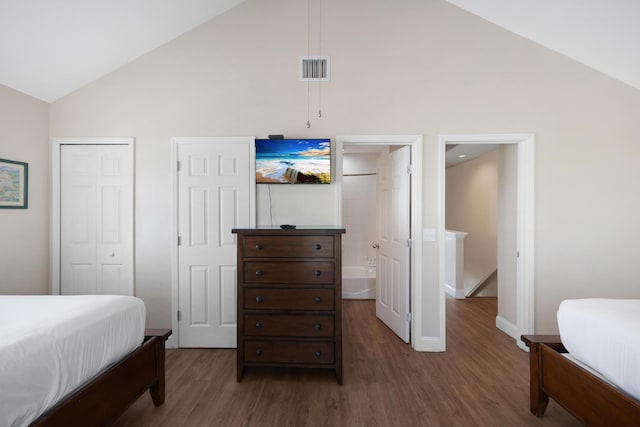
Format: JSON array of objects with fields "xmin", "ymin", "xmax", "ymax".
[{"xmin": 114, "ymin": 297, "xmax": 583, "ymax": 426}]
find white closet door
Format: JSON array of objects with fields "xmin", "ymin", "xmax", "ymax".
[
  {"xmin": 177, "ymin": 139, "xmax": 253, "ymax": 348},
  {"xmin": 376, "ymin": 146, "xmax": 411, "ymax": 342},
  {"xmin": 60, "ymin": 145, "xmax": 132, "ymax": 295}
]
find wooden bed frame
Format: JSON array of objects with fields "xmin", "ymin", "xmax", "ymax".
[
  {"xmin": 522, "ymin": 335, "xmax": 640, "ymax": 427},
  {"xmin": 31, "ymin": 328, "xmax": 171, "ymax": 426}
]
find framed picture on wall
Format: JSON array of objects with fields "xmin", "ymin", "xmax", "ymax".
[{"xmin": 0, "ymin": 158, "xmax": 28, "ymax": 209}]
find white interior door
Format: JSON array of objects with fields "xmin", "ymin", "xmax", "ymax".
[
  {"xmin": 60, "ymin": 144, "xmax": 133, "ymax": 295},
  {"xmin": 376, "ymin": 146, "xmax": 411, "ymax": 342},
  {"xmin": 177, "ymin": 139, "xmax": 253, "ymax": 348}
]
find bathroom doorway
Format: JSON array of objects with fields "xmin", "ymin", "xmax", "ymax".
[{"xmin": 336, "ymin": 135, "xmax": 423, "ymax": 345}]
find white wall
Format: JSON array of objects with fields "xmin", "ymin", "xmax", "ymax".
[
  {"xmin": 47, "ymin": 0, "xmax": 640, "ymax": 335},
  {"xmin": 446, "ymin": 150, "xmax": 499, "ymax": 295},
  {"xmin": 0, "ymin": 84, "xmax": 49, "ymax": 294}
]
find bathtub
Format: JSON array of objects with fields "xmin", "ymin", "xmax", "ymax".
[{"xmin": 342, "ymin": 266, "xmax": 376, "ymax": 299}]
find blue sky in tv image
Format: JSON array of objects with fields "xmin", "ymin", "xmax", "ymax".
[{"xmin": 255, "ymin": 139, "xmax": 331, "ymax": 184}]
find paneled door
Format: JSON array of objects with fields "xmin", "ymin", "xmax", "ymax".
[
  {"xmin": 376, "ymin": 146, "xmax": 411, "ymax": 342},
  {"xmin": 177, "ymin": 139, "xmax": 253, "ymax": 348},
  {"xmin": 60, "ymin": 144, "xmax": 133, "ymax": 295}
]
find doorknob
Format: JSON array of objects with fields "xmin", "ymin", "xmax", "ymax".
[
  {"xmin": 110, "ymin": 253, "xmax": 115, "ymax": 257},
  {"xmin": 372, "ymin": 243, "xmax": 379, "ymax": 249}
]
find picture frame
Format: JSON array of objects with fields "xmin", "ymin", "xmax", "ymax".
[{"xmin": 0, "ymin": 158, "xmax": 28, "ymax": 209}]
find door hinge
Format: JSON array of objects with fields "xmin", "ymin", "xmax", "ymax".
[
  {"xmin": 407, "ymin": 238, "xmax": 412, "ymax": 249},
  {"xmin": 407, "ymin": 164, "xmax": 412, "ymax": 175},
  {"xmin": 406, "ymin": 312, "xmax": 412, "ymax": 322},
  {"xmin": 177, "ymin": 310, "xmax": 182, "ymax": 321},
  {"xmin": 178, "ymin": 236, "xmax": 182, "ymax": 246},
  {"xmin": 516, "ymin": 251, "xmax": 520, "ymax": 258},
  {"xmin": 177, "ymin": 161, "xmax": 182, "ymax": 172}
]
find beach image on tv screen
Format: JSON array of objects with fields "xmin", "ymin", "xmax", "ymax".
[{"xmin": 255, "ymin": 139, "xmax": 331, "ymax": 184}]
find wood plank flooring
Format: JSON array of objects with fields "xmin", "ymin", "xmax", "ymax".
[{"xmin": 114, "ymin": 298, "xmax": 583, "ymax": 426}]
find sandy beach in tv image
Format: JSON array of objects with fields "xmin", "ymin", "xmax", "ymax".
[{"xmin": 255, "ymin": 139, "xmax": 331, "ymax": 184}]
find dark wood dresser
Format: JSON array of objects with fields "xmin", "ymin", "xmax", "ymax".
[{"xmin": 232, "ymin": 227, "xmax": 345, "ymax": 384}]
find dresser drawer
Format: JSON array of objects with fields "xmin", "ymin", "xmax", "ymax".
[
  {"xmin": 244, "ymin": 261, "xmax": 334, "ymax": 284},
  {"xmin": 244, "ymin": 288, "xmax": 334, "ymax": 310},
  {"xmin": 243, "ymin": 235, "xmax": 334, "ymax": 258},
  {"xmin": 244, "ymin": 314, "xmax": 334, "ymax": 337},
  {"xmin": 244, "ymin": 340, "xmax": 334, "ymax": 364}
]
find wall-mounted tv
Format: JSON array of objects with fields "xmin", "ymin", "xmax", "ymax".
[{"xmin": 255, "ymin": 138, "xmax": 331, "ymax": 184}]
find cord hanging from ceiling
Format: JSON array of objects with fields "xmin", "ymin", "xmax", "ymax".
[
  {"xmin": 305, "ymin": 0, "xmax": 323, "ymax": 128},
  {"xmin": 306, "ymin": 0, "xmax": 311, "ymax": 128},
  {"xmin": 318, "ymin": 0, "xmax": 322, "ymax": 119}
]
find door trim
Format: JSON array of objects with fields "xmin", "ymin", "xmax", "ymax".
[
  {"xmin": 335, "ymin": 135, "xmax": 423, "ymax": 349},
  {"xmin": 438, "ymin": 134, "xmax": 535, "ymax": 351},
  {"xmin": 170, "ymin": 137, "xmax": 256, "ymax": 349},
  {"xmin": 51, "ymin": 137, "xmax": 135, "ymax": 295}
]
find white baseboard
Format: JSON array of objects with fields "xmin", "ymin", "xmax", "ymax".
[
  {"xmin": 413, "ymin": 335, "xmax": 445, "ymax": 352},
  {"xmin": 445, "ymin": 283, "xmax": 466, "ymax": 299},
  {"xmin": 343, "ymin": 288, "xmax": 376, "ymax": 299},
  {"xmin": 165, "ymin": 334, "xmax": 177, "ymax": 349},
  {"xmin": 495, "ymin": 315, "xmax": 519, "ymax": 340}
]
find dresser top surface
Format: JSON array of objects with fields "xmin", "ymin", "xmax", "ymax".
[{"xmin": 232, "ymin": 227, "xmax": 345, "ymax": 235}]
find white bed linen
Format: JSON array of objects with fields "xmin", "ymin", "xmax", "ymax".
[
  {"xmin": 557, "ymin": 298, "xmax": 640, "ymax": 401},
  {"xmin": 0, "ymin": 295, "xmax": 145, "ymax": 427}
]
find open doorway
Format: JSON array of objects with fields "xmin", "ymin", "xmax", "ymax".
[
  {"xmin": 438, "ymin": 134, "xmax": 535, "ymax": 351},
  {"xmin": 336, "ymin": 135, "xmax": 423, "ymax": 347},
  {"xmin": 445, "ymin": 144, "xmax": 500, "ymax": 301}
]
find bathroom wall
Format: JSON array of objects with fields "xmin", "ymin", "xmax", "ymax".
[{"xmin": 342, "ymin": 152, "xmax": 379, "ymax": 269}]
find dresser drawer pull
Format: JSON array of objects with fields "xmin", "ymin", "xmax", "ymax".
[
  {"xmin": 255, "ymin": 322, "xmax": 262, "ymax": 329},
  {"xmin": 314, "ymin": 296, "xmax": 322, "ymax": 303},
  {"xmin": 255, "ymin": 244, "xmax": 263, "ymax": 250},
  {"xmin": 256, "ymin": 349, "xmax": 263, "ymax": 356},
  {"xmin": 315, "ymin": 244, "xmax": 322, "ymax": 250},
  {"xmin": 255, "ymin": 295, "xmax": 263, "ymax": 303},
  {"xmin": 255, "ymin": 270, "xmax": 263, "ymax": 276},
  {"xmin": 315, "ymin": 351, "xmax": 322, "ymax": 358},
  {"xmin": 314, "ymin": 323, "xmax": 321, "ymax": 331},
  {"xmin": 314, "ymin": 270, "xmax": 322, "ymax": 276}
]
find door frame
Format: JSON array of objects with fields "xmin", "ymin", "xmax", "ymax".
[
  {"xmin": 51, "ymin": 137, "xmax": 135, "ymax": 295},
  {"xmin": 438, "ymin": 134, "xmax": 535, "ymax": 351},
  {"xmin": 170, "ymin": 137, "xmax": 256, "ymax": 349},
  {"xmin": 335, "ymin": 135, "xmax": 423, "ymax": 348}
]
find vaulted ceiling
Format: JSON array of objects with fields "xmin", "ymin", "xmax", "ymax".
[
  {"xmin": 1, "ymin": 0, "xmax": 638, "ymax": 103},
  {"xmin": 0, "ymin": 0, "xmax": 245, "ymax": 102}
]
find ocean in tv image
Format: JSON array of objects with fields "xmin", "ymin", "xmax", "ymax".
[{"xmin": 255, "ymin": 139, "xmax": 331, "ymax": 184}]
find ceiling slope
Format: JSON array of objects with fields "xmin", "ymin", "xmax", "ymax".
[
  {"xmin": 446, "ymin": 0, "xmax": 640, "ymax": 92},
  {"xmin": 0, "ymin": 0, "xmax": 246, "ymax": 102},
  {"xmin": 1, "ymin": 1, "xmax": 638, "ymax": 102}
]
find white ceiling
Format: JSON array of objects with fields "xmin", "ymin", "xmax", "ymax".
[
  {"xmin": 445, "ymin": 144, "xmax": 498, "ymax": 168},
  {"xmin": 0, "ymin": 1, "xmax": 638, "ymax": 103},
  {"xmin": 0, "ymin": 0, "xmax": 246, "ymax": 102}
]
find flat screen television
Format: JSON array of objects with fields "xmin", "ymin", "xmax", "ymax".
[{"xmin": 255, "ymin": 138, "xmax": 331, "ymax": 184}]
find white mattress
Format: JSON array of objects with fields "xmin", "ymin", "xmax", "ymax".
[
  {"xmin": 0, "ymin": 295, "xmax": 145, "ymax": 427},
  {"xmin": 557, "ymin": 298, "xmax": 640, "ymax": 401}
]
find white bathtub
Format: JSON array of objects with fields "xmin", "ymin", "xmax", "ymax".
[{"xmin": 342, "ymin": 266, "xmax": 376, "ymax": 299}]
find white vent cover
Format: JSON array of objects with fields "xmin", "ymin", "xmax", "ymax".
[{"xmin": 299, "ymin": 56, "xmax": 330, "ymax": 81}]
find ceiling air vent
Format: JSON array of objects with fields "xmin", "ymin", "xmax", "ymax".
[{"xmin": 299, "ymin": 56, "xmax": 330, "ymax": 81}]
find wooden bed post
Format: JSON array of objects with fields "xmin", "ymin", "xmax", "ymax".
[
  {"xmin": 146, "ymin": 329, "xmax": 171, "ymax": 406},
  {"xmin": 522, "ymin": 336, "xmax": 550, "ymax": 416}
]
